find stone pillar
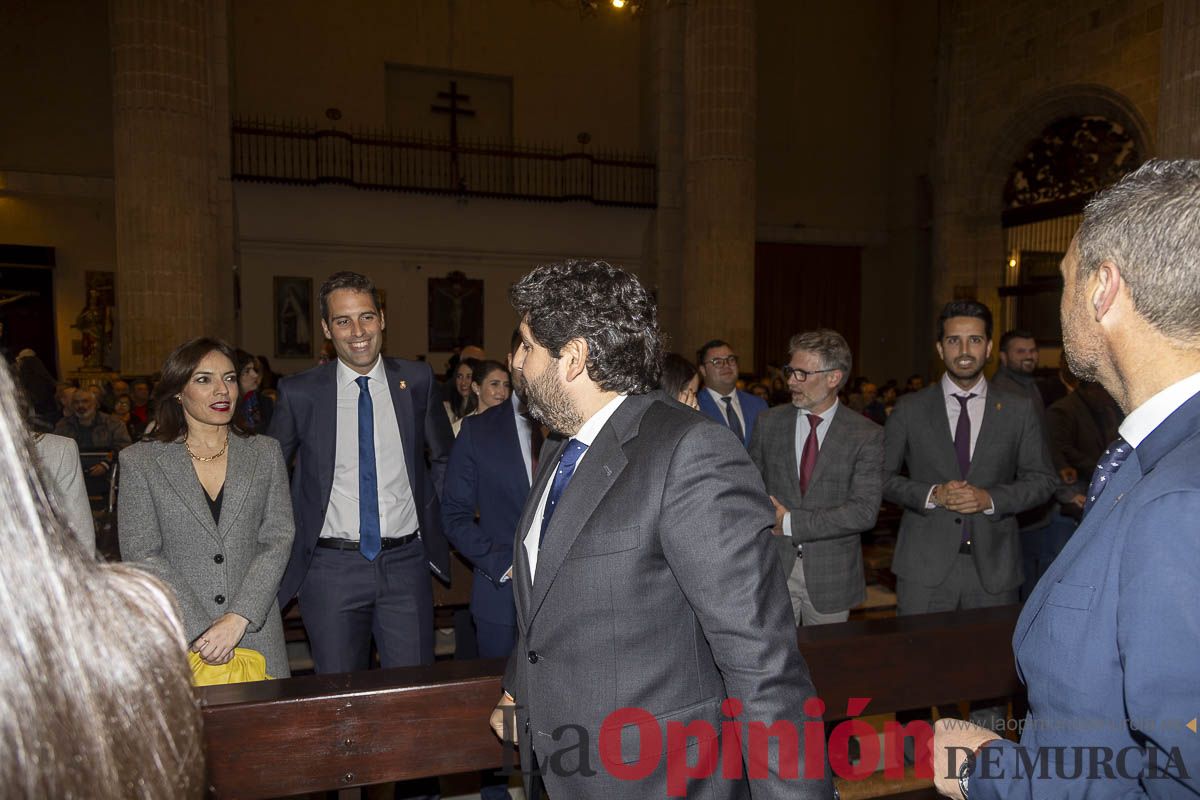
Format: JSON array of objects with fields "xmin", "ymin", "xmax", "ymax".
[
  {"xmin": 681, "ymin": 0, "xmax": 757, "ymax": 370},
  {"xmin": 640, "ymin": 1, "xmax": 686, "ymax": 348},
  {"xmin": 1158, "ymin": 0, "xmax": 1200, "ymax": 158},
  {"xmin": 111, "ymin": 0, "xmax": 233, "ymax": 374}
]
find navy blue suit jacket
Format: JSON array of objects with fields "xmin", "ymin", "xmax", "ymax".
[
  {"xmin": 268, "ymin": 358, "xmax": 454, "ymax": 606},
  {"xmin": 440, "ymin": 401, "xmax": 530, "ymax": 628},
  {"xmin": 697, "ymin": 388, "xmax": 767, "ymax": 446},
  {"xmin": 975, "ymin": 389, "xmax": 1200, "ymax": 799}
]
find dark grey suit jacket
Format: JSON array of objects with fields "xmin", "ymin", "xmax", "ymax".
[
  {"xmin": 748, "ymin": 403, "xmax": 882, "ymax": 614},
  {"xmin": 503, "ymin": 392, "xmax": 830, "ymax": 799},
  {"xmin": 882, "ymin": 382, "xmax": 1057, "ymax": 593}
]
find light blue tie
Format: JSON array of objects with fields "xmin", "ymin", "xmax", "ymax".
[
  {"xmin": 356, "ymin": 376, "xmax": 381, "ymax": 561},
  {"xmin": 539, "ymin": 439, "xmax": 588, "ymax": 548}
]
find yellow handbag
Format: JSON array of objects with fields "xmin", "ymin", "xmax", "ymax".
[{"xmin": 188, "ymin": 647, "xmax": 273, "ymax": 686}]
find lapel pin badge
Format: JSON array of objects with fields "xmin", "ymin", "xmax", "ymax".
[
  {"xmin": 602, "ymin": 465, "xmax": 612, "ymax": 476},
  {"xmin": 996, "ymin": 402, "xmax": 1003, "ymax": 410},
  {"xmin": 398, "ymin": 380, "xmax": 408, "ymax": 390}
]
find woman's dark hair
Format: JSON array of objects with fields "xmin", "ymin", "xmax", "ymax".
[
  {"xmin": 449, "ymin": 357, "xmax": 481, "ymax": 420},
  {"xmin": 151, "ymin": 338, "xmax": 250, "ymax": 442},
  {"xmin": 659, "ymin": 353, "xmax": 698, "ymax": 400},
  {"xmin": 509, "ymin": 260, "xmax": 663, "ymax": 394},
  {"xmin": 463, "ymin": 360, "xmax": 509, "ymax": 416},
  {"xmin": 234, "ymin": 348, "xmax": 259, "ymax": 375}
]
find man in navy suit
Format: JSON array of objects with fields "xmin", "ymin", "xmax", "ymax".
[
  {"xmin": 441, "ymin": 331, "xmax": 533, "ymax": 800},
  {"xmin": 933, "ymin": 160, "xmax": 1200, "ymax": 798},
  {"xmin": 270, "ymin": 271, "xmax": 454, "ymax": 677},
  {"xmin": 695, "ymin": 338, "xmax": 767, "ymax": 446}
]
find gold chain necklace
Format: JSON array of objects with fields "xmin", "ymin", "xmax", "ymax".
[{"xmin": 184, "ymin": 433, "xmax": 228, "ymax": 462}]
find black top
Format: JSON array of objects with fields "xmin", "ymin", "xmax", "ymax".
[{"xmin": 205, "ymin": 485, "xmax": 225, "ymax": 525}]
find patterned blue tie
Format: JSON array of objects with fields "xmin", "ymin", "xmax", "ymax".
[
  {"xmin": 1083, "ymin": 437, "xmax": 1132, "ymax": 517},
  {"xmin": 539, "ymin": 439, "xmax": 588, "ymax": 548},
  {"xmin": 722, "ymin": 396, "xmax": 745, "ymax": 442},
  {"xmin": 356, "ymin": 376, "xmax": 381, "ymax": 561}
]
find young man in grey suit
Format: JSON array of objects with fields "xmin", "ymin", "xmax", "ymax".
[
  {"xmin": 883, "ymin": 300, "xmax": 1057, "ymax": 615},
  {"xmin": 749, "ymin": 329, "xmax": 883, "ymax": 626},
  {"xmin": 489, "ymin": 260, "xmax": 830, "ymax": 800}
]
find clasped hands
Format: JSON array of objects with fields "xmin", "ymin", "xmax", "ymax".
[
  {"xmin": 933, "ymin": 481, "xmax": 992, "ymax": 514},
  {"xmin": 191, "ymin": 612, "xmax": 250, "ymax": 666}
]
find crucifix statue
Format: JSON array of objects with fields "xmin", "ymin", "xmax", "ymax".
[{"xmin": 431, "ymin": 80, "xmax": 477, "ymax": 189}]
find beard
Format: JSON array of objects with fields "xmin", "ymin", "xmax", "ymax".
[
  {"xmin": 1061, "ymin": 293, "xmax": 1102, "ymax": 382},
  {"xmin": 520, "ymin": 364, "xmax": 583, "ymax": 436}
]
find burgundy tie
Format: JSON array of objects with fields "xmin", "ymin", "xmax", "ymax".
[
  {"xmin": 799, "ymin": 414, "xmax": 822, "ymax": 495},
  {"xmin": 953, "ymin": 394, "xmax": 976, "ymax": 544}
]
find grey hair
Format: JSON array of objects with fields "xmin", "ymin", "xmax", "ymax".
[
  {"xmin": 787, "ymin": 329, "xmax": 853, "ymax": 389},
  {"xmin": 1076, "ymin": 159, "xmax": 1200, "ymax": 343}
]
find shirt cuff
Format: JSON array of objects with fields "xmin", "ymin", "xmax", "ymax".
[
  {"xmin": 782, "ymin": 512, "xmax": 793, "ymax": 538},
  {"xmin": 983, "ymin": 498, "xmax": 995, "ymax": 515},
  {"xmin": 924, "ymin": 485, "xmax": 938, "ymax": 509}
]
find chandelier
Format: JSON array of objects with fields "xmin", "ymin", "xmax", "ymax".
[{"xmin": 579, "ymin": 0, "xmax": 647, "ymax": 14}]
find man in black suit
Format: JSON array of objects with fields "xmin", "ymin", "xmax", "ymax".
[
  {"xmin": 270, "ymin": 271, "xmax": 454, "ymax": 674},
  {"xmin": 488, "ymin": 260, "xmax": 828, "ymax": 800}
]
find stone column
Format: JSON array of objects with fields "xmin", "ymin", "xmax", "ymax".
[
  {"xmin": 681, "ymin": 0, "xmax": 757, "ymax": 370},
  {"xmin": 111, "ymin": 0, "xmax": 233, "ymax": 374},
  {"xmin": 640, "ymin": 1, "xmax": 686, "ymax": 347},
  {"xmin": 1158, "ymin": 0, "xmax": 1200, "ymax": 158}
]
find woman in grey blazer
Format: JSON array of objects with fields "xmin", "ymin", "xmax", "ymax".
[{"xmin": 119, "ymin": 338, "xmax": 295, "ymax": 677}]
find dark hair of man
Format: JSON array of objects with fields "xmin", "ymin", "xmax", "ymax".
[
  {"xmin": 319, "ymin": 271, "xmax": 381, "ymax": 323},
  {"xmin": 150, "ymin": 337, "xmax": 250, "ymax": 443},
  {"xmin": 1076, "ymin": 159, "xmax": 1200, "ymax": 343},
  {"xmin": 463, "ymin": 359, "xmax": 510, "ymax": 416},
  {"xmin": 788, "ymin": 328, "xmax": 853, "ymax": 390},
  {"xmin": 695, "ymin": 339, "xmax": 731, "ymax": 368},
  {"xmin": 998, "ymin": 329, "xmax": 1037, "ymax": 353},
  {"xmin": 130, "ymin": 378, "xmax": 150, "ymax": 391},
  {"xmin": 659, "ymin": 352, "xmax": 698, "ymax": 400},
  {"xmin": 510, "ymin": 260, "xmax": 663, "ymax": 394},
  {"xmin": 936, "ymin": 299, "xmax": 993, "ymax": 341},
  {"xmin": 0, "ymin": 360, "xmax": 205, "ymax": 798}
]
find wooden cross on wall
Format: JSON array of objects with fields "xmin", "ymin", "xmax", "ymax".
[{"xmin": 431, "ymin": 80, "xmax": 476, "ymax": 187}]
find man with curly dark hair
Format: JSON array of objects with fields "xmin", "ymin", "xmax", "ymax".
[{"xmin": 489, "ymin": 260, "xmax": 830, "ymax": 800}]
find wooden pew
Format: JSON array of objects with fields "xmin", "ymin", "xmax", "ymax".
[{"xmin": 200, "ymin": 605, "xmax": 1022, "ymax": 799}]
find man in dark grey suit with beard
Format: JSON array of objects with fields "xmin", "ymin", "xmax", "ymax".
[
  {"xmin": 489, "ymin": 260, "xmax": 830, "ymax": 800},
  {"xmin": 749, "ymin": 329, "xmax": 882, "ymax": 626}
]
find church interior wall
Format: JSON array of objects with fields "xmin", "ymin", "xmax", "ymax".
[{"xmin": 235, "ymin": 182, "xmax": 650, "ymax": 373}]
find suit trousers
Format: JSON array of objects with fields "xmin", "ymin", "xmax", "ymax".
[
  {"xmin": 787, "ymin": 557, "xmax": 850, "ymax": 626},
  {"xmin": 299, "ymin": 540, "xmax": 434, "ymax": 672},
  {"xmin": 895, "ymin": 553, "xmax": 1018, "ymax": 616}
]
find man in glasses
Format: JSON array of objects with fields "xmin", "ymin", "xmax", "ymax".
[
  {"xmin": 695, "ymin": 339, "xmax": 767, "ymax": 447},
  {"xmin": 748, "ymin": 329, "xmax": 883, "ymax": 627}
]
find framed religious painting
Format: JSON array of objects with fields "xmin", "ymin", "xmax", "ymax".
[
  {"xmin": 428, "ymin": 271, "xmax": 483, "ymax": 352},
  {"xmin": 273, "ymin": 277, "xmax": 314, "ymax": 358}
]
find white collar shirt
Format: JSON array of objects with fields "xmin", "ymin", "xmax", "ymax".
[
  {"xmin": 319, "ymin": 357, "xmax": 418, "ymax": 541},
  {"xmin": 705, "ymin": 386, "xmax": 745, "ymax": 433},
  {"xmin": 1119, "ymin": 371, "xmax": 1200, "ymax": 447}
]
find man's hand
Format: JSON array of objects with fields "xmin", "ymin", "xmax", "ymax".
[
  {"xmin": 931, "ymin": 480, "xmax": 965, "ymax": 507},
  {"xmin": 942, "ymin": 484, "xmax": 992, "ymax": 514},
  {"xmin": 1070, "ymin": 493, "xmax": 1086, "ymax": 509},
  {"xmin": 1059, "ymin": 466, "xmax": 1078, "ymax": 485},
  {"xmin": 490, "ymin": 692, "xmax": 518, "ymax": 745},
  {"xmin": 87, "ymin": 462, "xmax": 108, "ymax": 478},
  {"xmin": 932, "ymin": 718, "xmax": 1001, "ymax": 799},
  {"xmin": 768, "ymin": 496, "xmax": 787, "ymax": 536}
]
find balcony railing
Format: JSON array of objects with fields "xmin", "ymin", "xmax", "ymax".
[{"xmin": 231, "ymin": 118, "xmax": 656, "ymax": 208}]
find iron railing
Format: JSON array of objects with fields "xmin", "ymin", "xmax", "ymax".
[{"xmin": 231, "ymin": 118, "xmax": 656, "ymax": 208}]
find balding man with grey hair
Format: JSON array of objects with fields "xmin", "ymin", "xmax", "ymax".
[{"xmin": 749, "ymin": 328, "xmax": 883, "ymax": 625}]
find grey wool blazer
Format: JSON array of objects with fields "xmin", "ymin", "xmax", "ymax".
[
  {"xmin": 748, "ymin": 403, "xmax": 883, "ymax": 614},
  {"xmin": 882, "ymin": 382, "xmax": 1057, "ymax": 594},
  {"xmin": 118, "ymin": 433, "xmax": 296, "ymax": 677},
  {"xmin": 34, "ymin": 433, "xmax": 96, "ymax": 554}
]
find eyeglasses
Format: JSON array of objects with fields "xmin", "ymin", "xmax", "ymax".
[
  {"xmin": 703, "ymin": 355, "xmax": 739, "ymax": 368},
  {"xmin": 783, "ymin": 366, "xmax": 836, "ymax": 382}
]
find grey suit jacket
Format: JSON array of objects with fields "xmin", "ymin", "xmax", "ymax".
[
  {"xmin": 503, "ymin": 392, "xmax": 829, "ymax": 800},
  {"xmin": 34, "ymin": 433, "xmax": 96, "ymax": 553},
  {"xmin": 882, "ymin": 382, "xmax": 1057, "ymax": 593},
  {"xmin": 118, "ymin": 434, "xmax": 296, "ymax": 677},
  {"xmin": 748, "ymin": 403, "xmax": 882, "ymax": 614}
]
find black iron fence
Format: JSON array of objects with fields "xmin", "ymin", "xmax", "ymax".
[{"xmin": 231, "ymin": 118, "xmax": 656, "ymax": 208}]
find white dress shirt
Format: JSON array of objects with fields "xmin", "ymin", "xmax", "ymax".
[
  {"xmin": 925, "ymin": 373, "xmax": 994, "ymax": 513},
  {"xmin": 705, "ymin": 386, "xmax": 746, "ymax": 433},
  {"xmin": 320, "ymin": 357, "xmax": 418, "ymax": 541},
  {"xmin": 782, "ymin": 399, "xmax": 839, "ymax": 540},
  {"xmin": 523, "ymin": 394, "xmax": 627, "ymax": 581},
  {"xmin": 1119, "ymin": 370, "xmax": 1200, "ymax": 447}
]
